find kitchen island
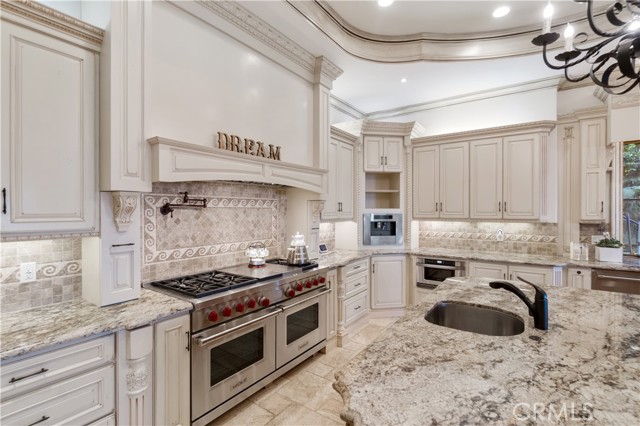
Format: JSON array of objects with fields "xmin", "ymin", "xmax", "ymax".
[{"xmin": 333, "ymin": 277, "xmax": 640, "ymax": 425}]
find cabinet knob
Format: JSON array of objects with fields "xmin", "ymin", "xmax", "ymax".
[{"xmin": 577, "ymin": 270, "xmax": 582, "ymax": 275}]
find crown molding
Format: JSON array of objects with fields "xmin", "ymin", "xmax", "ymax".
[
  {"xmin": 330, "ymin": 96, "xmax": 366, "ymax": 120},
  {"xmin": 610, "ymin": 92, "xmax": 640, "ymax": 109},
  {"xmin": 286, "ymin": 0, "xmax": 609, "ymax": 62},
  {"xmin": 412, "ymin": 121, "xmax": 556, "ymax": 145},
  {"xmin": 557, "ymin": 106, "xmax": 608, "ymax": 124},
  {"xmin": 330, "ymin": 126, "xmax": 359, "ymax": 144},
  {"xmin": 0, "ymin": 0, "xmax": 104, "ymax": 49},
  {"xmin": 362, "ymin": 120, "xmax": 415, "ymax": 136}
]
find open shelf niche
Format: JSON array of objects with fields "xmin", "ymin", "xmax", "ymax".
[{"xmin": 365, "ymin": 172, "xmax": 401, "ymax": 209}]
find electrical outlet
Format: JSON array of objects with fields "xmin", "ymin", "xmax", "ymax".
[
  {"xmin": 20, "ymin": 262, "xmax": 36, "ymax": 282},
  {"xmin": 496, "ymin": 228, "xmax": 505, "ymax": 242}
]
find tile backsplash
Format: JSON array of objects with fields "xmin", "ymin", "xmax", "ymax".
[
  {"xmin": 319, "ymin": 222, "xmax": 336, "ymax": 251},
  {"xmin": 142, "ymin": 181, "xmax": 288, "ymax": 282},
  {"xmin": 0, "ymin": 239, "xmax": 82, "ymax": 313},
  {"xmin": 419, "ymin": 221, "xmax": 559, "ymax": 255}
]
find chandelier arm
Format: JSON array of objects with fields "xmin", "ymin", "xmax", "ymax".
[{"xmin": 584, "ymin": 0, "xmax": 629, "ymax": 38}]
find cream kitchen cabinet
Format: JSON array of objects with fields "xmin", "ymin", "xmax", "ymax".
[
  {"xmin": 326, "ymin": 269, "xmax": 338, "ymax": 343},
  {"xmin": 0, "ymin": 335, "xmax": 115, "ymax": 425},
  {"xmin": 413, "ymin": 143, "xmax": 469, "ymax": 219},
  {"xmin": 323, "ymin": 128, "xmax": 355, "ymax": 220},
  {"xmin": 567, "ymin": 267, "xmax": 592, "ymax": 289},
  {"xmin": 370, "ymin": 255, "xmax": 406, "ymax": 312},
  {"xmin": 580, "ymin": 118, "xmax": 607, "ymax": 222},
  {"xmin": 364, "ymin": 136, "xmax": 403, "ymax": 172},
  {"xmin": 154, "ymin": 313, "xmax": 190, "ymax": 426},
  {"xmin": 468, "ymin": 261, "xmax": 561, "ymax": 286},
  {"xmin": 0, "ymin": 11, "xmax": 100, "ymax": 238},
  {"xmin": 337, "ymin": 258, "xmax": 370, "ymax": 347},
  {"xmin": 470, "ymin": 134, "xmax": 540, "ymax": 220}
]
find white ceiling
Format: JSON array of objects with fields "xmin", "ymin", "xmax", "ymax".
[{"xmin": 242, "ymin": 0, "xmax": 608, "ymax": 114}]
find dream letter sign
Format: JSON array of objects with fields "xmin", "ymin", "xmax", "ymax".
[{"xmin": 217, "ymin": 132, "xmax": 281, "ymax": 161}]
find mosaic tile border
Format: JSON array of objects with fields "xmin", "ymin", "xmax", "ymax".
[
  {"xmin": 0, "ymin": 261, "xmax": 81, "ymax": 285},
  {"xmin": 143, "ymin": 194, "xmax": 280, "ymax": 264},
  {"xmin": 418, "ymin": 231, "xmax": 559, "ymax": 243}
]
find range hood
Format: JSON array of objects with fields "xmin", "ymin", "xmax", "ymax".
[{"xmin": 148, "ymin": 137, "xmax": 327, "ymax": 194}]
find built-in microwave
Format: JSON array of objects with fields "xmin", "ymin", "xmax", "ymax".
[
  {"xmin": 416, "ymin": 257, "xmax": 465, "ymax": 289},
  {"xmin": 363, "ymin": 213, "xmax": 403, "ymax": 245}
]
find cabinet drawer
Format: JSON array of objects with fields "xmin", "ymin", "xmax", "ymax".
[
  {"xmin": 345, "ymin": 291, "xmax": 369, "ymax": 325},
  {"xmin": 345, "ymin": 272, "xmax": 368, "ymax": 298},
  {"xmin": 340, "ymin": 258, "xmax": 369, "ymax": 281},
  {"xmin": 1, "ymin": 364, "xmax": 115, "ymax": 425},
  {"xmin": 1, "ymin": 335, "xmax": 115, "ymax": 400}
]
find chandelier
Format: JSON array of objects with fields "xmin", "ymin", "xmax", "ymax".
[{"xmin": 532, "ymin": 0, "xmax": 640, "ymax": 94}]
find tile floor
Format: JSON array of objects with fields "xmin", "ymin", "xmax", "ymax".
[{"xmin": 208, "ymin": 317, "xmax": 398, "ymax": 426}]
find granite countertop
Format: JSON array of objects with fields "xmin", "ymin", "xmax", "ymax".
[
  {"xmin": 317, "ymin": 248, "xmax": 640, "ymax": 272},
  {"xmin": 0, "ymin": 289, "xmax": 193, "ymax": 362},
  {"xmin": 333, "ymin": 278, "xmax": 640, "ymax": 425}
]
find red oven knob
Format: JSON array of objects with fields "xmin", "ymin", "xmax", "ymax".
[
  {"xmin": 305, "ymin": 280, "xmax": 312, "ymax": 288},
  {"xmin": 222, "ymin": 306, "xmax": 232, "ymax": 317},
  {"xmin": 313, "ymin": 278, "xmax": 319, "ymax": 286},
  {"xmin": 295, "ymin": 283, "xmax": 303, "ymax": 292},
  {"xmin": 319, "ymin": 276, "xmax": 326, "ymax": 284},
  {"xmin": 247, "ymin": 298, "xmax": 257, "ymax": 309},
  {"xmin": 235, "ymin": 303, "xmax": 245, "ymax": 313},
  {"xmin": 208, "ymin": 311, "xmax": 219, "ymax": 322},
  {"xmin": 259, "ymin": 297, "xmax": 270, "ymax": 307},
  {"xmin": 286, "ymin": 288, "xmax": 296, "ymax": 298}
]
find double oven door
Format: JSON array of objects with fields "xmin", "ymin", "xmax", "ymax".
[{"xmin": 191, "ymin": 288, "xmax": 329, "ymax": 423}]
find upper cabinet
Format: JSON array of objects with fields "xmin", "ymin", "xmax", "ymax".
[
  {"xmin": 323, "ymin": 127, "xmax": 356, "ymax": 220},
  {"xmin": 413, "ymin": 122, "xmax": 555, "ymax": 222},
  {"xmin": 364, "ymin": 136, "xmax": 403, "ymax": 172},
  {"xmin": 580, "ymin": 118, "xmax": 607, "ymax": 221},
  {"xmin": 0, "ymin": 4, "xmax": 102, "ymax": 238},
  {"xmin": 470, "ymin": 135, "xmax": 540, "ymax": 220},
  {"xmin": 413, "ymin": 142, "xmax": 469, "ymax": 219}
]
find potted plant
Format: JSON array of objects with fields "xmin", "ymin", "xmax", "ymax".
[{"xmin": 595, "ymin": 237, "xmax": 623, "ymax": 262}]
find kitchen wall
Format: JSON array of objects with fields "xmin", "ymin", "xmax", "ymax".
[
  {"xmin": 142, "ymin": 181, "xmax": 288, "ymax": 282},
  {"xmin": 0, "ymin": 239, "xmax": 82, "ymax": 313},
  {"xmin": 419, "ymin": 221, "xmax": 559, "ymax": 255}
]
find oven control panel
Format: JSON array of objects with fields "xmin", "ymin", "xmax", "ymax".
[{"xmin": 281, "ymin": 273, "xmax": 326, "ymax": 298}]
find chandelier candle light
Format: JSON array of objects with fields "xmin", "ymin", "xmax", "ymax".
[{"xmin": 532, "ymin": 0, "xmax": 640, "ymax": 94}]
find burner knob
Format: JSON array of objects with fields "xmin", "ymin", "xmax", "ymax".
[
  {"xmin": 295, "ymin": 283, "xmax": 303, "ymax": 292},
  {"xmin": 247, "ymin": 298, "xmax": 257, "ymax": 309},
  {"xmin": 319, "ymin": 276, "xmax": 326, "ymax": 284},
  {"xmin": 305, "ymin": 280, "xmax": 312, "ymax": 288},
  {"xmin": 222, "ymin": 306, "xmax": 232, "ymax": 317},
  {"xmin": 207, "ymin": 311, "xmax": 219, "ymax": 322},
  {"xmin": 259, "ymin": 297, "xmax": 270, "ymax": 307},
  {"xmin": 313, "ymin": 278, "xmax": 319, "ymax": 286},
  {"xmin": 286, "ymin": 288, "xmax": 296, "ymax": 298},
  {"xmin": 235, "ymin": 303, "xmax": 245, "ymax": 313}
]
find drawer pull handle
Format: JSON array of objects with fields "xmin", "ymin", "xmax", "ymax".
[
  {"xmin": 2, "ymin": 188, "xmax": 6, "ymax": 214},
  {"xmin": 10, "ymin": 368, "xmax": 48, "ymax": 383},
  {"xmin": 354, "ymin": 305, "xmax": 361, "ymax": 310},
  {"xmin": 354, "ymin": 282, "xmax": 362, "ymax": 287},
  {"xmin": 28, "ymin": 416, "xmax": 50, "ymax": 426},
  {"xmin": 353, "ymin": 265, "xmax": 361, "ymax": 270}
]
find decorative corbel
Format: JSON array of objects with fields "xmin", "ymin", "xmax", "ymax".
[
  {"xmin": 310, "ymin": 200, "xmax": 325, "ymax": 222},
  {"xmin": 112, "ymin": 192, "xmax": 139, "ymax": 232}
]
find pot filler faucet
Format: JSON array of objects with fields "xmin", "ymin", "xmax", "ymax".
[{"xmin": 489, "ymin": 277, "xmax": 548, "ymax": 331}]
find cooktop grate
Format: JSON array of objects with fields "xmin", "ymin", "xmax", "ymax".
[{"xmin": 151, "ymin": 271, "xmax": 259, "ymax": 298}]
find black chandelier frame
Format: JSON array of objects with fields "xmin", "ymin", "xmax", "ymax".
[{"xmin": 532, "ymin": 0, "xmax": 640, "ymax": 94}]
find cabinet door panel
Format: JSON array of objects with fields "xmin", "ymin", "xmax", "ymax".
[
  {"xmin": 580, "ymin": 119, "xmax": 606, "ymax": 221},
  {"xmin": 503, "ymin": 135, "xmax": 539, "ymax": 219},
  {"xmin": 413, "ymin": 146, "xmax": 439, "ymax": 218},
  {"xmin": 383, "ymin": 137, "xmax": 403, "ymax": 172},
  {"xmin": 508, "ymin": 265, "xmax": 552, "ymax": 286},
  {"xmin": 470, "ymin": 138, "xmax": 502, "ymax": 219},
  {"xmin": 371, "ymin": 256, "xmax": 406, "ymax": 309},
  {"xmin": 439, "ymin": 142, "xmax": 469, "ymax": 218},
  {"xmin": 468, "ymin": 262, "xmax": 507, "ymax": 280},
  {"xmin": 364, "ymin": 136, "xmax": 384, "ymax": 171},
  {"xmin": 322, "ymin": 139, "xmax": 339, "ymax": 219},
  {"xmin": 338, "ymin": 141, "xmax": 354, "ymax": 218}
]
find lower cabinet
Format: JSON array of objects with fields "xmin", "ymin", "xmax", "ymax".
[
  {"xmin": 0, "ymin": 335, "xmax": 115, "ymax": 425},
  {"xmin": 337, "ymin": 258, "xmax": 370, "ymax": 347},
  {"xmin": 154, "ymin": 314, "xmax": 190, "ymax": 426},
  {"xmin": 370, "ymin": 255, "xmax": 407, "ymax": 311},
  {"xmin": 467, "ymin": 261, "xmax": 562, "ymax": 286},
  {"xmin": 326, "ymin": 268, "xmax": 338, "ymax": 343},
  {"xmin": 567, "ymin": 267, "xmax": 592, "ymax": 289}
]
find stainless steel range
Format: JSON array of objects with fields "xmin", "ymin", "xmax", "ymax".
[{"xmin": 145, "ymin": 259, "xmax": 329, "ymax": 426}]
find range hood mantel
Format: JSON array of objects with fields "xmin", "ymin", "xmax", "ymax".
[{"xmin": 148, "ymin": 137, "xmax": 327, "ymax": 193}]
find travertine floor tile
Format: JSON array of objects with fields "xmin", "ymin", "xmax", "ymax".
[
  {"xmin": 276, "ymin": 371, "xmax": 338, "ymax": 411},
  {"xmin": 305, "ymin": 358, "xmax": 334, "ymax": 378},
  {"xmin": 265, "ymin": 402, "xmax": 341, "ymax": 426},
  {"xmin": 369, "ymin": 317, "xmax": 398, "ymax": 328},
  {"xmin": 254, "ymin": 391, "xmax": 294, "ymax": 416},
  {"xmin": 208, "ymin": 400, "xmax": 273, "ymax": 426},
  {"xmin": 349, "ymin": 324, "xmax": 386, "ymax": 345}
]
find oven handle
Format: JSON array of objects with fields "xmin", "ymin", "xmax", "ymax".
[
  {"xmin": 415, "ymin": 262, "xmax": 463, "ymax": 271},
  {"xmin": 277, "ymin": 288, "xmax": 332, "ymax": 312},
  {"xmin": 194, "ymin": 308, "xmax": 282, "ymax": 347}
]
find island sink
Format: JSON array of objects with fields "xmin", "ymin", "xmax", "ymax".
[{"xmin": 425, "ymin": 301, "xmax": 525, "ymax": 336}]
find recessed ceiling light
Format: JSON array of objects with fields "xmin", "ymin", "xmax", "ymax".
[
  {"xmin": 401, "ymin": 78, "xmax": 407, "ymax": 83},
  {"xmin": 378, "ymin": 0, "xmax": 394, "ymax": 7},
  {"xmin": 492, "ymin": 6, "xmax": 510, "ymax": 18}
]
